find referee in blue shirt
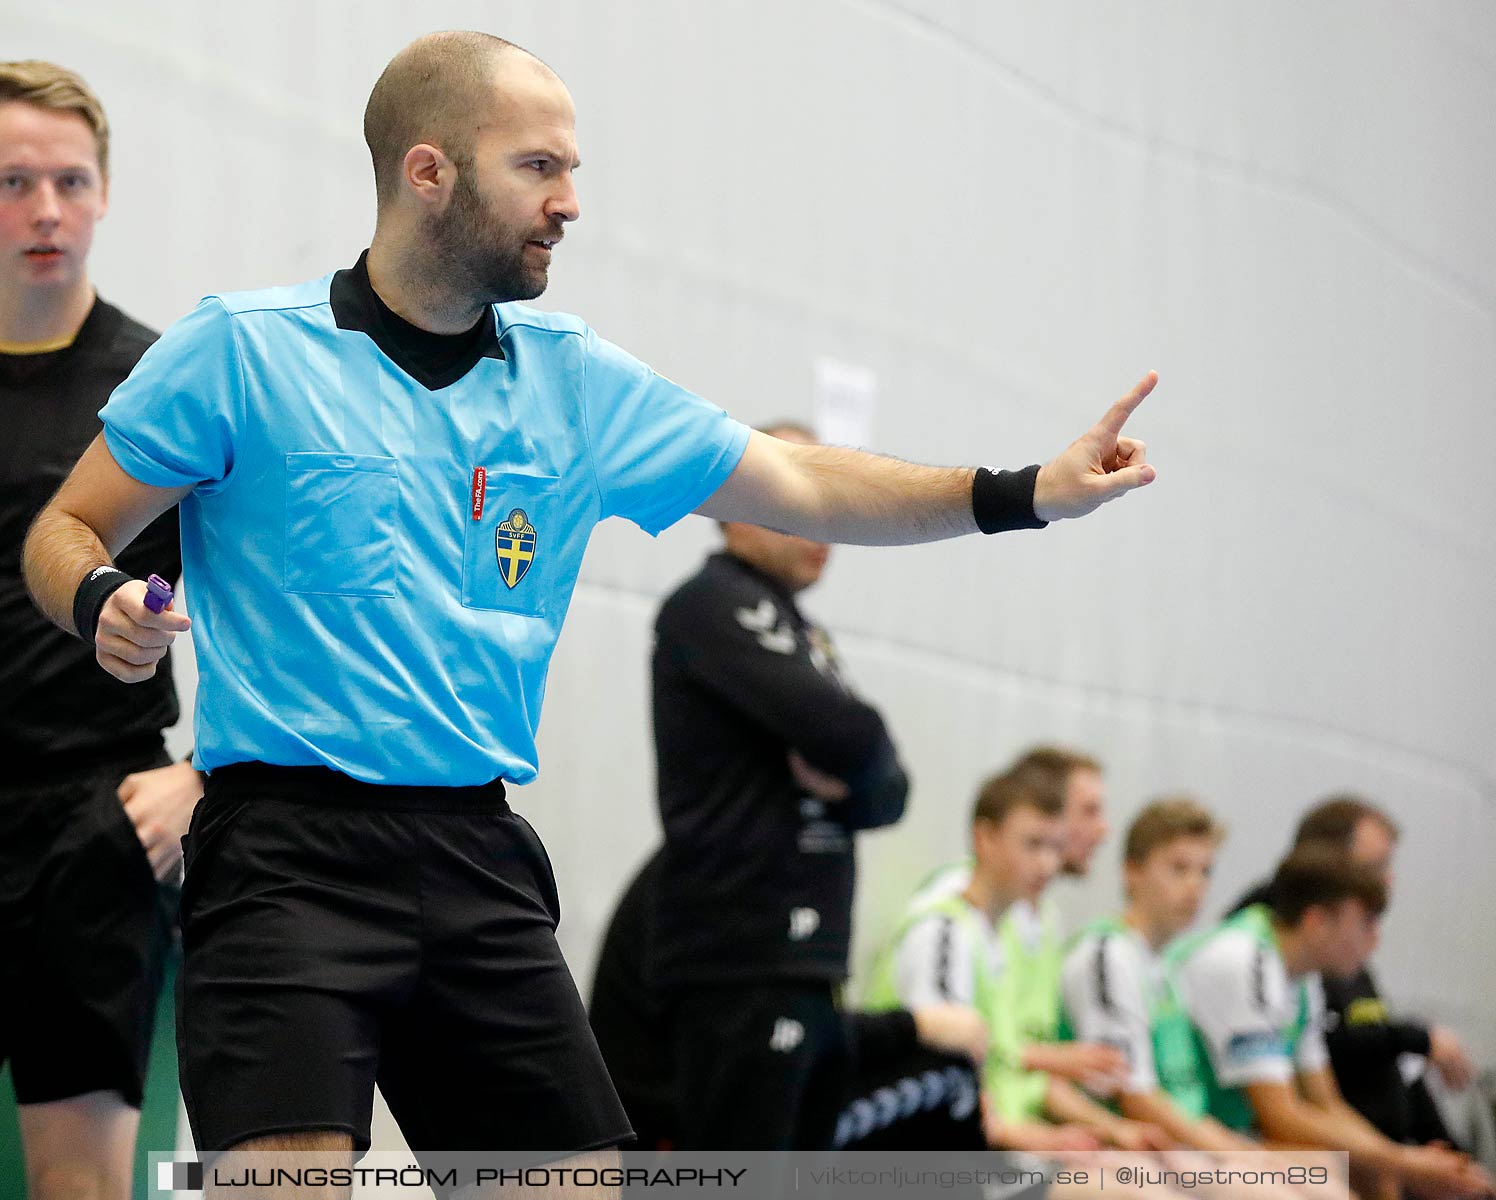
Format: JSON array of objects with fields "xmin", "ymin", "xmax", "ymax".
[{"xmin": 24, "ymin": 29, "xmax": 1158, "ymax": 1184}]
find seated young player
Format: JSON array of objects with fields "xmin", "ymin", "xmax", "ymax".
[
  {"xmin": 866, "ymin": 768, "xmax": 1166, "ymax": 1154},
  {"xmin": 1062, "ymin": 796, "xmax": 1287, "ymax": 1158},
  {"xmin": 1172, "ymin": 847, "xmax": 1492, "ymax": 1200},
  {"xmin": 900, "ymin": 748, "xmax": 1137, "ymax": 1125},
  {"xmin": 1232, "ymin": 795, "xmax": 1480, "ymax": 1151}
]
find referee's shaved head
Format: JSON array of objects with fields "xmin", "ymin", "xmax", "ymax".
[{"xmin": 363, "ymin": 31, "xmax": 553, "ymax": 205}]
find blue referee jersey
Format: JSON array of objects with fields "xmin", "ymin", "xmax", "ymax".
[{"xmin": 99, "ymin": 258, "xmax": 749, "ymax": 785}]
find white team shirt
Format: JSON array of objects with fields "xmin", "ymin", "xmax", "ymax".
[
  {"xmin": 891, "ymin": 902, "xmax": 1005, "ymax": 1010},
  {"xmin": 1173, "ymin": 926, "xmax": 1329, "ymax": 1088},
  {"xmin": 910, "ymin": 860, "xmax": 972, "ymax": 907},
  {"xmin": 1060, "ymin": 924, "xmax": 1162, "ymax": 1094},
  {"xmin": 1005, "ymin": 897, "xmax": 1048, "ymax": 953}
]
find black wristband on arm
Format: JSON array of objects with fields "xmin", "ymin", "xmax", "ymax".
[
  {"xmin": 72, "ymin": 565, "xmax": 131, "ymax": 645},
  {"xmin": 971, "ymin": 464, "xmax": 1048, "ymax": 534}
]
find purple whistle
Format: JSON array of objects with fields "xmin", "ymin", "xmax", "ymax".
[{"xmin": 143, "ymin": 574, "xmax": 174, "ymax": 614}]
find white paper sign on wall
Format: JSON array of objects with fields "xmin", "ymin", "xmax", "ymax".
[{"xmin": 812, "ymin": 357, "xmax": 878, "ymax": 450}]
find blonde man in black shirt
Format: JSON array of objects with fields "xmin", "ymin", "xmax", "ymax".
[{"xmin": 1, "ymin": 61, "xmax": 201, "ymax": 1200}]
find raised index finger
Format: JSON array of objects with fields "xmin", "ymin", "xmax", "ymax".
[{"xmin": 1097, "ymin": 370, "xmax": 1158, "ymax": 438}]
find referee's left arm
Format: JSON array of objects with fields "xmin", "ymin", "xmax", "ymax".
[{"xmin": 694, "ymin": 371, "xmax": 1158, "ymax": 541}]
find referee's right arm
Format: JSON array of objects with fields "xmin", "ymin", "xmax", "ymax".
[{"xmin": 23, "ymin": 432, "xmax": 192, "ymax": 680}]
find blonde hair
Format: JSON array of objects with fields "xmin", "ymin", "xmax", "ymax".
[
  {"xmin": 972, "ymin": 768, "xmax": 1063, "ymax": 828},
  {"xmin": 1124, "ymin": 795, "xmax": 1225, "ymax": 863},
  {"xmin": 0, "ymin": 61, "xmax": 110, "ymax": 177}
]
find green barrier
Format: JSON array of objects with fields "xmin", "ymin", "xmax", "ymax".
[
  {"xmin": 0, "ymin": 1063, "xmax": 20, "ymax": 1200},
  {"xmin": 136, "ymin": 948, "xmax": 182, "ymax": 1199}
]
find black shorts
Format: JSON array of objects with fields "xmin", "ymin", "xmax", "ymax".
[
  {"xmin": 671, "ymin": 981, "xmax": 852, "ymax": 1150},
  {"xmin": 0, "ymin": 747, "xmax": 175, "ymax": 1107},
  {"xmin": 177, "ymin": 763, "xmax": 631, "ymax": 1156}
]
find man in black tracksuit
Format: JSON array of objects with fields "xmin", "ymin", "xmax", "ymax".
[
  {"xmin": 651, "ymin": 422, "xmax": 912, "ymax": 1150},
  {"xmin": 589, "ymin": 846, "xmax": 989, "ymax": 1151}
]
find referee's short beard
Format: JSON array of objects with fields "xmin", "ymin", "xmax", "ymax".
[{"xmin": 431, "ymin": 165, "xmax": 549, "ymax": 305}]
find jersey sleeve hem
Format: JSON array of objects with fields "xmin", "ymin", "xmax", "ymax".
[
  {"xmin": 635, "ymin": 418, "xmax": 751, "ymax": 537},
  {"xmin": 101, "ymin": 424, "xmax": 196, "ymax": 489}
]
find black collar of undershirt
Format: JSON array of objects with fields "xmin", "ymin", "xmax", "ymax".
[
  {"xmin": 714, "ymin": 550, "xmax": 803, "ymax": 610},
  {"xmin": 330, "ymin": 249, "xmax": 503, "ymax": 391}
]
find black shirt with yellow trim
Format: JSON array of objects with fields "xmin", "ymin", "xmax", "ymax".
[{"xmin": 1, "ymin": 297, "xmax": 180, "ymax": 771}]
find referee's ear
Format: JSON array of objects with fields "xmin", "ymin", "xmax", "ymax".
[{"xmin": 400, "ymin": 143, "xmax": 457, "ymax": 214}]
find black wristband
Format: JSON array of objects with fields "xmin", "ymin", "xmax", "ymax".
[
  {"xmin": 72, "ymin": 565, "xmax": 131, "ymax": 645},
  {"xmin": 972, "ymin": 464, "xmax": 1048, "ymax": 534}
]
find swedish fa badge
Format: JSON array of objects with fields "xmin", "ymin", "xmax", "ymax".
[{"xmin": 495, "ymin": 508, "xmax": 537, "ymax": 589}]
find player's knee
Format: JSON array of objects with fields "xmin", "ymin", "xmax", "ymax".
[{"xmin": 30, "ymin": 1161, "xmax": 120, "ymax": 1200}]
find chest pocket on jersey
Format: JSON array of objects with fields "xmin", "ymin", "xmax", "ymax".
[
  {"xmin": 283, "ymin": 452, "xmax": 399, "ymax": 597},
  {"xmin": 462, "ymin": 471, "xmax": 561, "ymax": 617}
]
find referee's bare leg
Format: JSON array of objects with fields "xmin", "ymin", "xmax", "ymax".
[
  {"xmin": 19, "ymin": 1092, "xmax": 139, "ymax": 1200},
  {"xmin": 205, "ymin": 1133, "xmax": 622, "ymax": 1200},
  {"xmin": 454, "ymin": 1148, "xmax": 623, "ymax": 1200},
  {"xmin": 206, "ymin": 1133, "xmax": 353, "ymax": 1200}
]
